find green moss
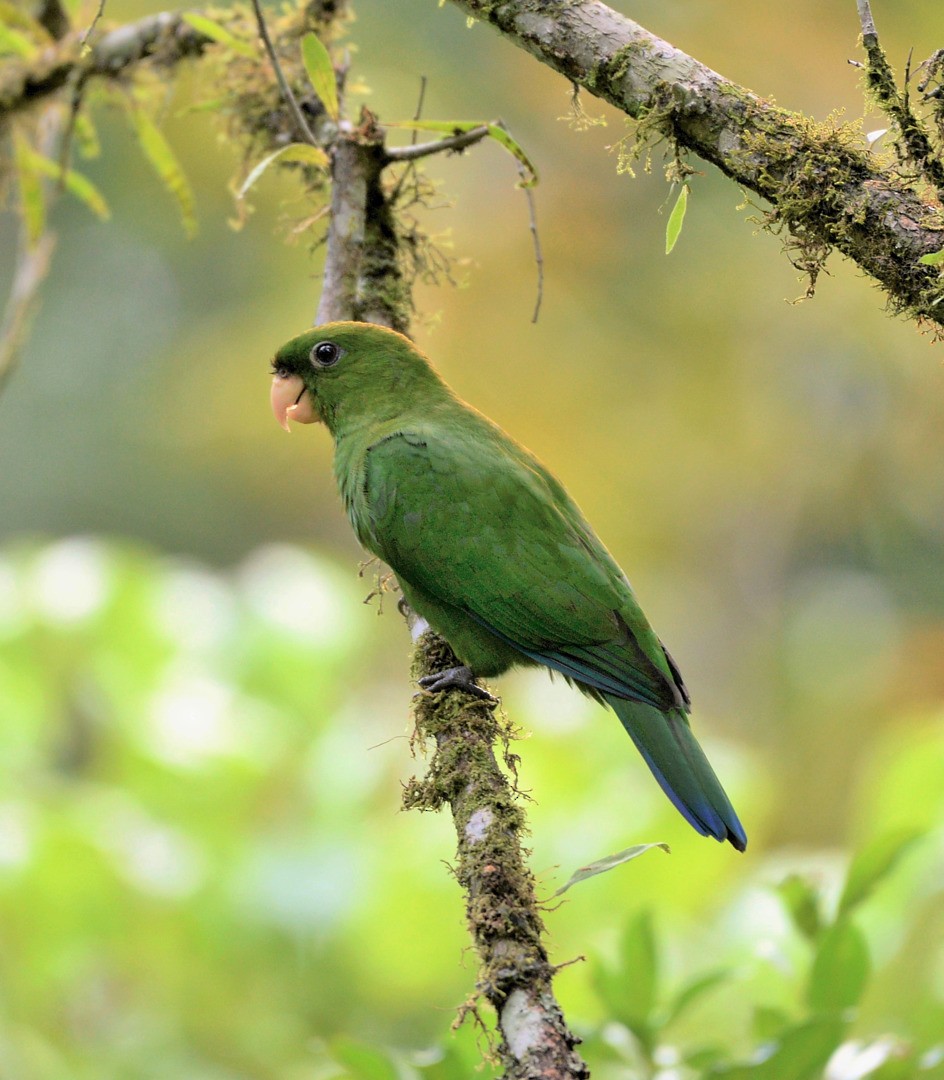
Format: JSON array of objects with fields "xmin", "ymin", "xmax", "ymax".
[
  {"xmin": 586, "ymin": 40, "xmax": 647, "ymax": 96},
  {"xmin": 404, "ymin": 630, "xmax": 552, "ymax": 1019}
]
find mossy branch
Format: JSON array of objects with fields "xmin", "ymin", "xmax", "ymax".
[
  {"xmin": 447, "ymin": 0, "xmax": 944, "ymax": 328},
  {"xmin": 405, "ymin": 630, "xmax": 589, "ymax": 1078},
  {"xmin": 856, "ymin": 0, "xmax": 944, "ymax": 200}
]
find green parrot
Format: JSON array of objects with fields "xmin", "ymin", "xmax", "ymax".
[{"xmin": 270, "ymin": 321, "xmax": 746, "ymax": 851}]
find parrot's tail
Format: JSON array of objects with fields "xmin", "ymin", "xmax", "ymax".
[{"xmin": 605, "ymin": 695, "xmax": 747, "ymax": 851}]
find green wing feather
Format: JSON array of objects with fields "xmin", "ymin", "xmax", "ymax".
[{"xmin": 359, "ymin": 423, "xmax": 682, "ymax": 710}]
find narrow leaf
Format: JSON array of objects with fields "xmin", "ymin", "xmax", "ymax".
[
  {"xmin": 665, "ymin": 183, "xmax": 689, "ymax": 254},
  {"xmin": 12, "ymin": 132, "xmax": 45, "ymax": 243},
  {"xmin": 238, "ymin": 143, "xmax": 330, "ymax": 200},
  {"xmin": 808, "ymin": 919, "xmax": 870, "ymax": 1014},
  {"xmin": 23, "ymin": 150, "xmax": 110, "ymax": 221},
  {"xmin": 386, "ymin": 119, "xmax": 539, "ymax": 187},
  {"xmin": 663, "ymin": 968, "xmax": 730, "ymax": 1027},
  {"xmin": 301, "ymin": 32, "xmax": 339, "ymax": 121},
  {"xmin": 553, "ymin": 842, "xmax": 669, "ymax": 897},
  {"xmin": 73, "ymin": 112, "xmax": 101, "ymax": 159},
  {"xmin": 777, "ymin": 874, "xmax": 823, "ymax": 942},
  {"xmin": 125, "ymin": 106, "xmax": 196, "ymax": 238},
  {"xmin": 919, "ymin": 250, "xmax": 944, "ymax": 266},
  {"xmin": 181, "ymin": 13, "xmax": 256, "ymax": 58},
  {"xmin": 838, "ymin": 829, "xmax": 922, "ymax": 917}
]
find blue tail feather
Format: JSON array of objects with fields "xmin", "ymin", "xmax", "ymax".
[{"xmin": 605, "ymin": 694, "xmax": 747, "ymax": 852}]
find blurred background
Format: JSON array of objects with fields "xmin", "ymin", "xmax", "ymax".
[{"xmin": 2, "ymin": 0, "xmax": 944, "ymax": 1076}]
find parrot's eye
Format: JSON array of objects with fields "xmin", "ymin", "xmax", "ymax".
[{"xmin": 310, "ymin": 341, "xmax": 342, "ymax": 368}]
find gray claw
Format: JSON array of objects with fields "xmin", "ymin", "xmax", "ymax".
[{"xmin": 418, "ymin": 665, "xmax": 498, "ymax": 703}]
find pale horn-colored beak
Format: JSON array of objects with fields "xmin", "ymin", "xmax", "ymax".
[{"xmin": 270, "ymin": 372, "xmax": 317, "ymax": 432}]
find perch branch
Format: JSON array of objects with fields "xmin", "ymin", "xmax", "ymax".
[
  {"xmin": 447, "ymin": 0, "xmax": 944, "ymax": 326},
  {"xmin": 316, "ymin": 94, "xmax": 588, "ymax": 1075},
  {"xmin": 404, "ymin": 628, "xmax": 589, "ymax": 1078}
]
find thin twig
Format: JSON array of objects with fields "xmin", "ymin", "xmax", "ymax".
[
  {"xmin": 79, "ymin": 0, "xmax": 108, "ymax": 48},
  {"xmin": 412, "ymin": 75, "xmax": 428, "ymax": 133},
  {"xmin": 385, "ymin": 125, "xmax": 490, "ymax": 162},
  {"xmin": 523, "ymin": 185, "xmax": 543, "ymax": 324},
  {"xmin": 389, "ymin": 74, "xmax": 428, "ymax": 204},
  {"xmin": 249, "ymin": 0, "xmax": 318, "ymax": 145},
  {"xmin": 1, "ymin": 109, "xmax": 64, "ymax": 396},
  {"xmin": 0, "ymin": 234, "xmax": 56, "ymax": 396}
]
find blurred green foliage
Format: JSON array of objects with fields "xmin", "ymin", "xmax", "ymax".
[{"xmin": 0, "ymin": 540, "xmax": 943, "ymax": 1078}]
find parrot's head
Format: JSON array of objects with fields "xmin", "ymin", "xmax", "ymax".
[{"xmin": 269, "ymin": 321, "xmax": 447, "ymax": 435}]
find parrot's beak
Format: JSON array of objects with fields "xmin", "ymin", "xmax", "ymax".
[{"xmin": 271, "ymin": 372, "xmax": 317, "ymax": 432}]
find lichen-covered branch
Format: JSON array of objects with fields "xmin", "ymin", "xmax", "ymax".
[
  {"xmin": 405, "ymin": 630, "xmax": 589, "ymax": 1079},
  {"xmin": 447, "ymin": 0, "xmax": 944, "ymax": 327}
]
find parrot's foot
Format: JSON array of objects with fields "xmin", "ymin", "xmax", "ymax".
[{"xmin": 418, "ymin": 665, "xmax": 498, "ymax": 703}]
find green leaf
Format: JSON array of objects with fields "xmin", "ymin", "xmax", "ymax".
[
  {"xmin": 919, "ymin": 249, "xmax": 944, "ymax": 266},
  {"xmin": 331, "ymin": 1037, "xmax": 401, "ymax": 1080},
  {"xmin": 753, "ymin": 1005, "xmax": 792, "ymax": 1042},
  {"xmin": 684, "ymin": 1045, "xmax": 728, "ymax": 1071},
  {"xmin": 808, "ymin": 918, "xmax": 870, "ymax": 1014},
  {"xmin": 238, "ymin": 143, "xmax": 330, "ymax": 200},
  {"xmin": 25, "ymin": 150, "xmax": 110, "ymax": 222},
  {"xmin": 592, "ymin": 910, "xmax": 659, "ymax": 1047},
  {"xmin": 124, "ymin": 106, "xmax": 196, "ymax": 238},
  {"xmin": 386, "ymin": 119, "xmax": 538, "ymax": 187},
  {"xmin": 73, "ymin": 112, "xmax": 101, "ymax": 159},
  {"xmin": 181, "ymin": 13, "xmax": 256, "ymax": 58},
  {"xmin": 12, "ymin": 131, "xmax": 45, "ymax": 244},
  {"xmin": 663, "ymin": 968, "xmax": 730, "ymax": 1027},
  {"xmin": 777, "ymin": 874, "xmax": 823, "ymax": 942},
  {"xmin": 553, "ymin": 842, "xmax": 669, "ymax": 897},
  {"xmin": 0, "ymin": 22, "xmax": 36, "ymax": 56},
  {"xmin": 709, "ymin": 1016, "xmax": 847, "ymax": 1079},
  {"xmin": 838, "ymin": 828, "xmax": 923, "ymax": 917},
  {"xmin": 301, "ymin": 32, "xmax": 339, "ymax": 121},
  {"xmin": 665, "ymin": 182, "xmax": 689, "ymax": 254}
]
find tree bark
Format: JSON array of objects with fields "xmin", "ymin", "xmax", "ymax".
[{"xmin": 447, "ymin": 0, "xmax": 944, "ymax": 328}]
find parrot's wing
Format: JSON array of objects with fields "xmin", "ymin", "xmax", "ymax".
[{"xmin": 361, "ymin": 427, "xmax": 685, "ymax": 712}]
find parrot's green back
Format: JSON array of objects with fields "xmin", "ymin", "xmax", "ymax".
[{"xmin": 271, "ymin": 322, "xmax": 747, "ymax": 851}]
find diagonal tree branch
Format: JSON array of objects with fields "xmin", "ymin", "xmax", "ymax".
[
  {"xmin": 446, "ymin": 0, "xmax": 944, "ymax": 328},
  {"xmin": 0, "ymin": 12, "xmax": 212, "ymax": 122}
]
